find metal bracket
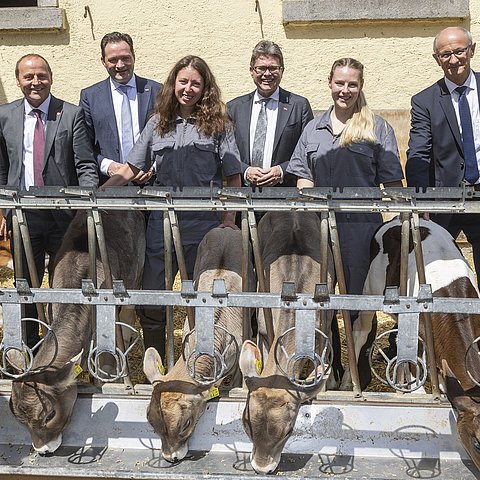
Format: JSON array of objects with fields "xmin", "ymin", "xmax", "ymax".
[
  {"xmin": 417, "ymin": 283, "xmax": 433, "ymax": 304},
  {"xmin": 212, "ymin": 279, "xmax": 227, "ymax": 298},
  {"xmin": 15, "ymin": 278, "xmax": 32, "ymax": 298},
  {"xmin": 181, "ymin": 280, "xmax": 197, "ymax": 299},
  {"xmin": 281, "ymin": 282, "xmax": 297, "ymax": 302},
  {"xmin": 384, "ymin": 286, "xmax": 400, "ymax": 305},
  {"xmin": 112, "ymin": 280, "xmax": 128, "ymax": 298},
  {"xmin": 313, "ymin": 283, "xmax": 330, "ymax": 303},
  {"xmin": 82, "ymin": 279, "xmax": 97, "ymax": 297}
]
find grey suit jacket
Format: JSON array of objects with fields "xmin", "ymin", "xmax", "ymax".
[
  {"xmin": 79, "ymin": 75, "xmax": 162, "ymax": 177},
  {"xmin": 0, "ymin": 95, "xmax": 98, "ymax": 189},
  {"xmin": 227, "ymin": 87, "xmax": 313, "ymax": 186},
  {"xmin": 406, "ymin": 72, "xmax": 480, "ymax": 187}
]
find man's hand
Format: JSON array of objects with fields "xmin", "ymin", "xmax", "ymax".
[
  {"xmin": 246, "ymin": 165, "xmax": 282, "ymax": 186},
  {"xmin": 107, "ymin": 161, "xmax": 124, "ymax": 177}
]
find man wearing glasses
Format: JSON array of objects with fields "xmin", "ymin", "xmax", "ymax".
[
  {"xmin": 228, "ymin": 40, "xmax": 313, "ymax": 187},
  {"xmin": 406, "ymin": 27, "xmax": 480, "ymax": 281}
]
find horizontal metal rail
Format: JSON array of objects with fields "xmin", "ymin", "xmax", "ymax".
[
  {"xmin": 0, "ymin": 185, "xmax": 477, "ymax": 213},
  {"xmin": 1, "ymin": 281, "xmax": 478, "ymax": 315}
]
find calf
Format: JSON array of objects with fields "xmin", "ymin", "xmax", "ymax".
[
  {"xmin": 347, "ymin": 217, "xmax": 480, "ymax": 470},
  {"xmin": 143, "ymin": 226, "xmax": 253, "ymax": 463},
  {"xmin": 239, "ymin": 211, "xmax": 335, "ymax": 474},
  {"xmin": 9, "ymin": 209, "xmax": 145, "ymax": 454}
]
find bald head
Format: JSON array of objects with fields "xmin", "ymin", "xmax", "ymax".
[{"xmin": 432, "ymin": 27, "xmax": 475, "ymax": 85}]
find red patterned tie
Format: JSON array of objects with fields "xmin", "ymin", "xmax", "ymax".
[{"xmin": 32, "ymin": 109, "xmax": 44, "ymax": 186}]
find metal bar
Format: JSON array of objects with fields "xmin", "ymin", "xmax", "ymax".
[
  {"xmin": 328, "ymin": 211, "xmax": 362, "ymax": 398},
  {"xmin": 15, "ymin": 208, "xmax": 47, "ymax": 331},
  {"xmin": 2, "ymin": 303, "xmax": 23, "ymax": 350},
  {"xmin": 319, "ymin": 212, "xmax": 329, "ymax": 332},
  {"xmin": 411, "ymin": 212, "xmax": 441, "ymax": 399},
  {"xmin": 167, "ymin": 208, "xmax": 195, "ymax": 331},
  {"xmin": 241, "ymin": 211, "xmax": 250, "ymax": 344},
  {"xmin": 295, "ymin": 309, "xmax": 316, "ymax": 360},
  {"xmin": 247, "ymin": 210, "xmax": 274, "ymax": 347},
  {"xmin": 195, "ymin": 307, "xmax": 215, "ymax": 355},
  {"xmin": 163, "ymin": 212, "xmax": 174, "ymax": 370},
  {"xmin": 96, "ymin": 305, "xmax": 117, "ymax": 354}
]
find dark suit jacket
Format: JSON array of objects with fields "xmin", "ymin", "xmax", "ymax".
[
  {"xmin": 227, "ymin": 87, "xmax": 313, "ymax": 186},
  {"xmin": 0, "ymin": 95, "xmax": 98, "ymax": 189},
  {"xmin": 79, "ymin": 74, "xmax": 161, "ymax": 181},
  {"xmin": 406, "ymin": 72, "xmax": 480, "ymax": 187}
]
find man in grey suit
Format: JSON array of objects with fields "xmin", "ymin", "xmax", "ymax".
[
  {"xmin": 80, "ymin": 32, "xmax": 161, "ymax": 184},
  {"xmin": 406, "ymin": 26, "xmax": 480, "ymax": 280},
  {"xmin": 0, "ymin": 53, "xmax": 99, "ymax": 347},
  {"xmin": 227, "ymin": 40, "xmax": 313, "ymax": 187}
]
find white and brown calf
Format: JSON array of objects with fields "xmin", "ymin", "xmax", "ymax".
[
  {"xmin": 239, "ymin": 211, "xmax": 335, "ymax": 474},
  {"xmin": 9, "ymin": 209, "xmax": 145, "ymax": 454},
  {"xmin": 143, "ymin": 226, "xmax": 253, "ymax": 463},
  {"xmin": 345, "ymin": 217, "xmax": 480, "ymax": 470}
]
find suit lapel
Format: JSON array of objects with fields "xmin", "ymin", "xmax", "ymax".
[
  {"xmin": 12, "ymin": 101, "xmax": 25, "ymax": 169},
  {"xmin": 102, "ymin": 79, "xmax": 120, "ymax": 146},
  {"xmin": 239, "ymin": 93, "xmax": 255, "ymax": 163},
  {"xmin": 136, "ymin": 76, "xmax": 152, "ymax": 130},
  {"xmin": 273, "ymin": 87, "xmax": 292, "ymax": 153},
  {"xmin": 438, "ymin": 79, "xmax": 462, "ymax": 148},
  {"xmin": 44, "ymin": 95, "xmax": 63, "ymax": 165}
]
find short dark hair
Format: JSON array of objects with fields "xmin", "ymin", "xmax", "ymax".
[
  {"xmin": 100, "ymin": 32, "xmax": 135, "ymax": 58},
  {"xmin": 15, "ymin": 53, "xmax": 53, "ymax": 79},
  {"xmin": 250, "ymin": 40, "xmax": 284, "ymax": 68}
]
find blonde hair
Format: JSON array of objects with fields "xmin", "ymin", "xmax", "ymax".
[{"xmin": 329, "ymin": 58, "xmax": 376, "ymax": 147}]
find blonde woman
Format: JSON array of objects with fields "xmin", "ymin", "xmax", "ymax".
[{"xmin": 287, "ymin": 57, "xmax": 404, "ymax": 378}]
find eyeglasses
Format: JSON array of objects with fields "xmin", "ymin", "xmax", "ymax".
[
  {"xmin": 436, "ymin": 45, "xmax": 471, "ymax": 60},
  {"xmin": 252, "ymin": 65, "xmax": 283, "ymax": 74}
]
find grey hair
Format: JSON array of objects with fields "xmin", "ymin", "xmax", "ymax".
[
  {"xmin": 433, "ymin": 27, "xmax": 473, "ymax": 53},
  {"xmin": 250, "ymin": 40, "xmax": 284, "ymax": 68}
]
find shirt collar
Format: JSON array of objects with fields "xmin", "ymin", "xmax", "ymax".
[
  {"xmin": 316, "ymin": 105, "xmax": 334, "ymax": 129},
  {"xmin": 445, "ymin": 69, "xmax": 476, "ymax": 95},
  {"xmin": 110, "ymin": 75, "xmax": 137, "ymax": 92},
  {"xmin": 24, "ymin": 95, "xmax": 51, "ymax": 117},
  {"xmin": 254, "ymin": 87, "xmax": 279, "ymax": 104}
]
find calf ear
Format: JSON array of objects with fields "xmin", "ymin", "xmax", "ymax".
[
  {"xmin": 239, "ymin": 340, "xmax": 262, "ymax": 378},
  {"xmin": 143, "ymin": 347, "xmax": 166, "ymax": 385}
]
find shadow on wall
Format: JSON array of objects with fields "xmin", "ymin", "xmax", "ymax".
[{"xmin": 0, "ymin": 78, "xmax": 5, "ymax": 105}]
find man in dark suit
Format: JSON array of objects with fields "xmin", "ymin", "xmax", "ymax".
[
  {"xmin": 227, "ymin": 40, "xmax": 313, "ymax": 187},
  {"xmin": 406, "ymin": 26, "xmax": 480, "ymax": 279},
  {"xmin": 0, "ymin": 53, "xmax": 99, "ymax": 347},
  {"xmin": 80, "ymin": 32, "xmax": 161, "ymax": 184}
]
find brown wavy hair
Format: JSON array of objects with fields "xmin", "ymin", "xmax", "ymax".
[{"xmin": 155, "ymin": 55, "xmax": 229, "ymax": 138}]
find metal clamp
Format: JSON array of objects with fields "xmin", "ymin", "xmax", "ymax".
[{"xmin": 274, "ymin": 309, "xmax": 332, "ymax": 388}]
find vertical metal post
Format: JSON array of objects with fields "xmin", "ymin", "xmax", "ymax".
[
  {"xmin": 15, "ymin": 208, "xmax": 47, "ymax": 330},
  {"xmin": 163, "ymin": 212, "xmax": 175, "ymax": 371},
  {"xmin": 411, "ymin": 212, "xmax": 440, "ymax": 399},
  {"xmin": 167, "ymin": 208, "xmax": 195, "ymax": 331},
  {"xmin": 247, "ymin": 210, "xmax": 274, "ymax": 347},
  {"xmin": 319, "ymin": 212, "xmax": 329, "ymax": 332},
  {"xmin": 241, "ymin": 211, "xmax": 251, "ymax": 344},
  {"xmin": 328, "ymin": 210, "xmax": 362, "ymax": 397}
]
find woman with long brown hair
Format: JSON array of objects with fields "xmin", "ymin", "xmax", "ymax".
[{"xmin": 102, "ymin": 55, "xmax": 242, "ymax": 358}]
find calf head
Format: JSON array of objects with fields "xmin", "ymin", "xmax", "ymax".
[
  {"xmin": 9, "ymin": 351, "xmax": 82, "ymax": 454},
  {"xmin": 442, "ymin": 360, "xmax": 480, "ymax": 471},
  {"xmin": 240, "ymin": 340, "xmax": 310, "ymax": 474},
  {"xmin": 143, "ymin": 347, "xmax": 207, "ymax": 463}
]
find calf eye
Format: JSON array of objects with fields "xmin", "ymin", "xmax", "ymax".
[
  {"xmin": 181, "ymin": 419, "xmax": 192, "ymax": 434},
  {"xmin": 45, "ymin": 410, "xmax": 56, "ymax": 423}
]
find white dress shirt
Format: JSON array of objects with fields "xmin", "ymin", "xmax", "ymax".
[
  {"xmin": 22, "ymin": 95, "xmax": 51, "ymax": 190},
  {"xmin": 101, "ymin": 76, "xmax": 140, "ymax": 175},
  {"xmin": 249, "ymin": 88, "xmax": 279, "ymax": 169}
]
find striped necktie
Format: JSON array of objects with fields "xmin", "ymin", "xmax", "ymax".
[
  {"xmin": 118, "ymin": 84, "xmax": 134, "ymax": 162},
  {"xmin": 251, "ymin": 98, "xmax": 271, "ymax": 167}
]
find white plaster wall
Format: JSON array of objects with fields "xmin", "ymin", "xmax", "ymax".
[{"xmin": 0, "ymin": 0, "xmax": 479, "ymax": 111}]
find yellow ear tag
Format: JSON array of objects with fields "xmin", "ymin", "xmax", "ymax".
[
  {"xmin": 73, "ymin": 364, "xmax": 83, "ymax": 378},
  {"xmin": 156, "ymin": 361, "xmax": 166, "ymax": 375},
  {"xmin": 208, "ymin": 386, "xmax": 220, "ymax": 400},
  {"xmin": 255, "ymin": 359, "xmax": 262, "ymax": 375}
]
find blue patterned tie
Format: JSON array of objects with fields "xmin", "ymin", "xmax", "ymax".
[
  {"xmin": 456, "ymin": 86, "xmax": 479, "ymax": 184},
  {"xmin": 118, "ymin": 84, "xmax": 134, "ymax": 162},
  {"xmin": 251, "ymin": 98, "xmax": 271, "ymax": 167}
]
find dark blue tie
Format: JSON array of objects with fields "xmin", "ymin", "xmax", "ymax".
[{"xmin": 456, "ymin": 86, "xmax": 479, "ymax": 184}]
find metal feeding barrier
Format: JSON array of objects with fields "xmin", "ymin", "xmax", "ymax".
[{"xmin": 0, "ymin": 185, "xmax": 480, "ymax": 391}]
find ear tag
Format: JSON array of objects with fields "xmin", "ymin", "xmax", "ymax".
[
  {"xmin": 73, "ymin": 364, "xmax": 83, "ymax": 378},
  {"xmin": 255, "ymin": 359, "xmax": 262, "ymax": 374},
  {"xmin": 156, "ymin": 361, "xmax": 166, "ymax": 375},
  {"xmin": 208, "ymin": 386, "xmax": 220, "ymax": 400}
]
